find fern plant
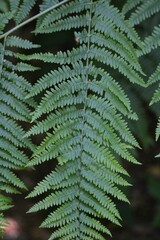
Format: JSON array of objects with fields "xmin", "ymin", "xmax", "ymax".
[
  {"xmin": 0, "ymin": 35, "xmax": 37, "ymax": 232},
  {"xmin": 1, "ymin": 0, "xmax": 160, "ymax": 239},
  {"xmin": 20, "ymin": 0, "xmax": 145, "ymax": 239},
  {"xmin": 0, "ymin": 1, "xmax": 39, "ymax": 233}
]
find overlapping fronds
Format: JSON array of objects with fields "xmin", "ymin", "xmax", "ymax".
[
  {"xmin": 24, "ymin": 0, "xmax": 144, "ymax": 239},
  {"xmin": 0, "ymin": 0, "xmax": 37, "ymax": 23},
  {"xmin": 123, "ymin": 0, "xmax": 160, "ymax": 26},
  {"xmin": 0, "ymin": 14, "xmax": 38, "ymax": 231},
  {"xmin": 135, "ymin": 1, "xmax": 160, "ymax": 155}
]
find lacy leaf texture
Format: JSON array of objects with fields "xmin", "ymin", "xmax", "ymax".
[
  {"xmin": 0, "ymin": 0, "xmax": 38, "ymax": 233},
  {"xmin": 1, "ymin": 0, "xmax": 160, "ymax": 239}
]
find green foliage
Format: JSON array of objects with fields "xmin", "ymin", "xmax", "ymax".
[
  {"xmin": 15, "ymin": 0, "xmax": 37, "ymax": 24},
  {"xmin": 128, "ymin": 0, "xmax": 160, "ymax": 26},
  {"xmin": 136, "ymin": 1, "xmax": 160, "ymax": 151},
  {"xmin": 24, "ymin": 0, "xmax": 144, "ymax": 239},
  {"xmin": 0, "ymin": 0, "xmax": 160, "ymax": 239},
  {"xmin": 0, "ymin": 14, "xmax": 38, "ymax": 232}
]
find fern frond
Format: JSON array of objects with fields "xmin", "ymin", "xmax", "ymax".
[
  {"xmin": 0, "ymin": 32, "xmax": 38, "ymax": 225},
  {"xmin": 128, "ymin": 0, "xmax": 160, "ymax": 26},
  {"xmin": 39, "ymin": 0, "xmax": 59, "ymax": 11},
  {"xmin": 147, "ymin": 64, "xmax": 160, "ymax": 86},
  {"xmin": 137, "ymin": 0, "xmax": 160, "ymax": 146},
  {"xmin": 26, "ymin": 62, "xmax": 84, "ymax": 98},
  {"xmin": 15, "ymin": 0, "xmax": 36, "ymax": 24},
  {"xmin": 18, "ymin": 46, "xmax": 145, "ymax": 86},
  {"xmin": 89, "ymin": 46, "xmax": 144, "ymax": 86},
  {"xmin": 0, "ymin": 12, "xmax": 13, "ymax": 34},
  {"xmin": 6, "ymin": 35, "xmax": 40, "ymax": 49},
  {"xmin": 150, "ymin": 88, "xmax": 160, "ymax": 106},
  {"xmin": 36, "ymin": 0, "xmax": 89, "ymax": 32},
  {"xmin": 122, "ymin": 0, "xmax": 142, "ymax": 15},
  {"xmin": 15, "ymin": 62, "xmax": 40, "ymax": 72},
  {"xmin": 26, "ymin": 0, "xmax": 143, "ymax": 239},
  {"xmin": 138, "ymin": 25, "xmax": 160, "ymax": 56},
  {"xmin": 36, "ymin": 14, "xmax": 88, "ymax": 34},
  {"xmin": 95, "ymin": 1, "xmax": 142, "ymax": 47},
  {"xmin": 88, "ymin": 32, "xmax": 142, "ymax": 72},
  {"xmin": 9, "ymin": 0, "xmax": 20, "ymax": 13},
  {"xmin": 155, "ymin": 117, "xmax": 160, "ymax": 142}
]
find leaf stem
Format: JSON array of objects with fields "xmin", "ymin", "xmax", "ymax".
[
  {"xmin": 0, "ymin": 0, "xmax": 69, "ymax": 40},
  {"xmin": 77, "ymin": 0, "xmax": 93, "ymax": 238}
]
